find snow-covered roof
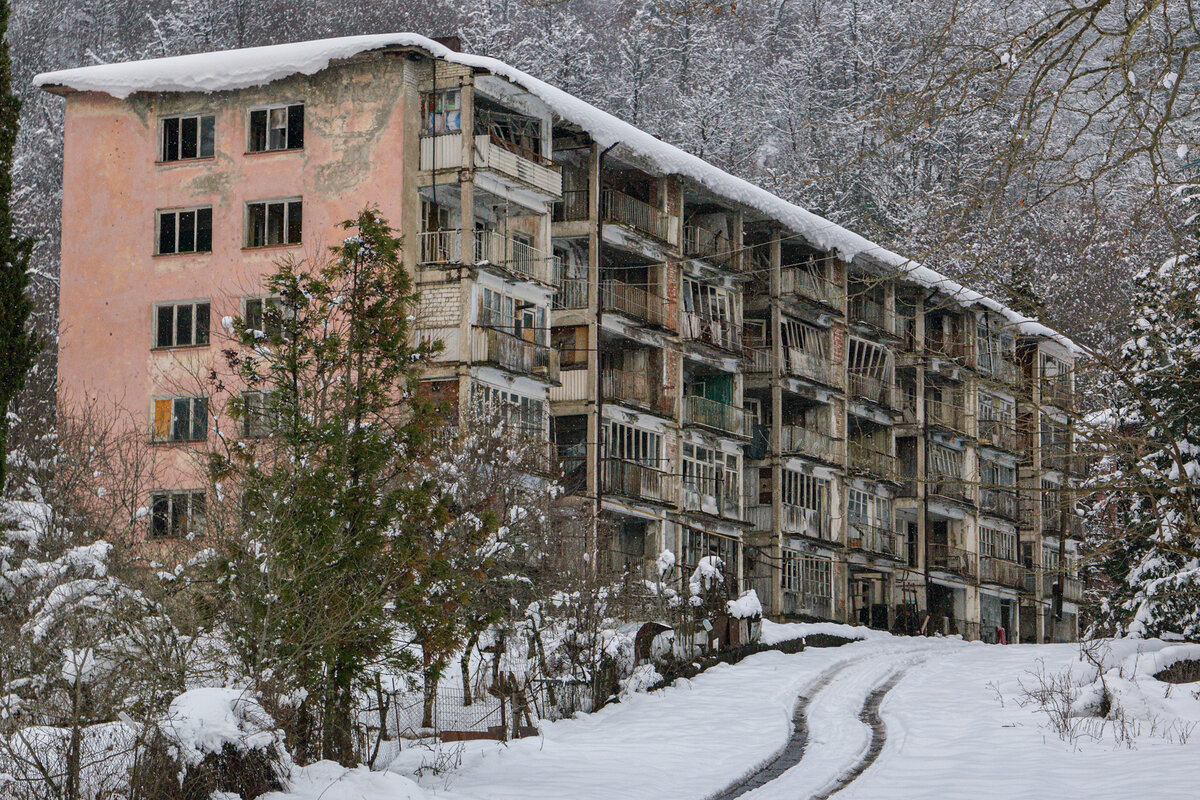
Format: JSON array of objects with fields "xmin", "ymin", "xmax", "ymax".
[{"xmin": 33, "ymin": 33, "xmax": 1079, "ymax": 354}]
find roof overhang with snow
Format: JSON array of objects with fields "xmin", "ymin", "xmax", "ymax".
[{"xmin": 33, "ymin": 33, "xmax": 1080, "ymax": 354}]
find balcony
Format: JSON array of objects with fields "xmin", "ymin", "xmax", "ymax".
[
  {"xmin": 848, "ymin": 441, "xmax": 900, "ymax": 482},
  {"xmin": 600, "ymin": 458, "xmax": 677, "ymax": 505},
  {"xmin": 602, "ymin": 188, "xmax": 680, "ymax": 246},
  {"xmin": 471, "ymin": 326, "xmax": 559, "ymax": 382},
  {"xmin": 554, "ymin": 276, "xmax": 589, "ymax": 310},
  {"xmin": 978, "ymin": 418, "xmax": 1020, "ymax": 452},
  {"xmin": 848, "ymin": 295, "xmax": 896, "ymax": 335},
  {"xmin": 682, "ymin": 395, "xmax": 752, "ymax": 438},
  {"xmin": 681, "ymin": 473, "xmax": 740, "ymax": 519},
  {"xmin": 601, "ymin": 279, "xmax": 669, "ymax": 327},
  {"xmin": 1041, "ymin": 378, "xmax": 1074, "ymax": 410},
  {"xmin": 979, "ymin": 556, "xmax": 1026, "ymax": 590},
  {"xmin": 846, "ymin": 521, "xmax": 904, "ymax": 561},
  {"xmin": 928, "ymin": 543, "xmax": 976, "ymax": 579},
  {"xmin": 602, "ymin": 367, "xmax": 676, "ymax": 416},
  {"xmin": 681, "ymin": 312, "xmax": 742, "ymax": 352},
  {"xmin": 1030, "ymin": 571, "xmax": 1084, "ymax": 602},
  {"xmin": 420, "ymin": 132, "xmax": 563, "ymax": 199},
  {"xmin": 684, "ymin": 225, "xmax": 737, "ymax": 269},
  {"xmin": 926, "ymin": 397, "xmax": 968, "ymax": 433},
  {"xmin": 780, "ymin": 425, "xmax": 839, "ymax": 461},
  {"xmin": 848, "ymin": 372, "xmax": 895, "ymax": 408},
  {"xmin": 928, "ymin": 474, "xmax": 972, "ymax": 504},
  {"xmin": 744, "ymin": 503, "xmax": 831, "ymax": 541},
  {"xmin": 926, "ymin": 336, "xmax": 974, "ymax": 366},
  {"xmin": 781, "ymin": 266, "xmax": 843, "ymax": 309},
  {"xmin": 418, "ymin": 229, "xmax": 557, "ymax": 284},
  {"xmin": 553, "ymin": 188, "xmax": 589, "ymax": 222},
  {"xmin": 744, "ymin": 347, "xmax": 840, "ymax": 387},
  {"xmin": 976, "ymin": 353, "xmax": 1020, "ymax": 385},
  {"xmin": 979, "ymin": 488, "xmax": 1019, "ymax": 520}
]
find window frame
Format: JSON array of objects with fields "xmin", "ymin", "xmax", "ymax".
[
  {"xmin": 246, "ymin": 103, "xmax": 305, "ymax": 153},
  {"xmin": 159, "ymin": 113, "xmax": 216, "ymax": 163},
  {"xmin": 152, "ymin": 395, "xmax": 209, "ymax": 443},
  {"xmin": 242, "ymin": 294, "xmax": 285, "ymax": 339},
  {"xmin": 156, "ymin": 205, "xmax": 213, "ymax": 256},
  {"xmin": 244, "ymin": 198, "xmax": 303, "ymax": 248},
  {"xmin": 149, "ymin": 490, "xmax": 206, "ymax": 539},
  {"xmin": 153, "ymin": 299, "xmax": 211, "ymax": 350}
]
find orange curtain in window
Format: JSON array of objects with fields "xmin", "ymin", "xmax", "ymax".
[{"xmin": 154, "ymin": 399, "xmax": 172, "ymax": 440}]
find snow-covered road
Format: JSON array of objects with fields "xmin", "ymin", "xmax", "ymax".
[{"xmin": 269, "ymin": 629, "xmax": 1200, "ymax": 800}]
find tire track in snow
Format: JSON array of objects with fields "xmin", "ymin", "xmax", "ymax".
[
  {"xmin": 708, "ymin": 658, "xmax": 857, "ymax": 800},
  {"xmin": 808, "ymin": 665, "xmax": 909, "ymax": 800}
]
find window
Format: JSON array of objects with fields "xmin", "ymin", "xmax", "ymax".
[
  {"xmin": 782, "ymin": 549, "xmax": 800, "ymax": 592},
  {"xmin": 154, "ymin": 301, "xmax": 209, "ymax": 348},
  {"xmin": 472, "ymin": 383, "xmax": 546, "ymax": 433},
  {"xmin": 848, "ymin": 337, "xmax": 893, "ymax": 381},
  {"xmin": 150, "ymin": 490, "xmax": 205, "ymax": 539},
  {"xmin": 157, "ymin": 207, "xmax": 212, "ymax": 255},
  {"xmin": 682, "ymin": 442, "xmax": 739, "ymax": 502},
  {"xmin": 246, "ymin": 199, "xmax": 302, "ymax": 247},
  {"xmin": 478, "ymin": 287, "xmax": 547, "ymax": 344},
  {"xmin": 243, "ymin": 296, "xmax": 282, "ymax": 338},
  {"xmin": 981, "ymin": 526, "xmax": 1018, "ymax": 562},
  {"xmin": 153, "ymin": 396, "xmax": 208, "ymax": 442},
  {"xmin": 160, "ymin": 114, "xmax": 215, "ymax": 161},
  {"xmin": 605, "ymin": 421, "xmax": 661, "ymax": 465},
  {"xmin": 848, "ymin": 488, "xmax": 890, "ymax": 530},
  {"xmin": 928, "ymin": 443, "xmax": 963, "ymax": 479},
  {"xmin": 800, "ymin": 555, "xmax": 832, "ymax": 606},
  {"xmin": 682, "ymin": 278, "xmax": 734, "ymax": 323},
  {"xmin": 240, "ymin": 391, "xmax": 274, "ymax": 438},
  {"xmin": 420, "ymin": 89, "xmax": 462, "ymax": 135},
  {"xmin": 248, "ymin": 104, "xmax": 304, "ymax": 152},
  {"xmin": 781, "ymin": 470, "xmax": 829, "ymax": 514}
]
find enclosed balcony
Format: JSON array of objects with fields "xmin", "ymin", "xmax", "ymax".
[
  {"xmin": 846, "ymin": 521, "xmax": 904, "ymax": 561},
  {"xmin": 420, "ymin": 132, "xmax": 563, "ymax": 200},
  {"xmin": 600, "ymin": 458, "xmax": 677, "ymax": 505},
  {"xmin": 978, "ymin": 418, "xmax": 1020, "ymax": 452},
  {"xmin": 780, "ymin": 425, "xmax": 839, "ymax": 461},
  {"xmin": 682, "ymin": 395, "xmax": 752, "ymax": 439},
  {"xmin": 744, "ymin": 502, "xmax": 831, "ymax": 541},
  {"xmin": 681, "ymin": 473, "xmax": 740, "ymax": 519},
  {"xmin": 418, "ymin": 229, "xmax": 557, "ymax": 284},
  {"xmin": 848, "ymin": 440, "xmax": 900, "ymax": 482},
  {"xmin": 471, "ymin": 326, "xmax": 559, "ymax": 383},
  {"xmin": 602, "ymin": 188, "xmax": 680, "ymax": 246},
  {"xmin": 781, "ymin": 264, "xmax": 843, "ymax": 309},
  {"xmin": 744, "ymin": 347, "xmax": 840, "ymax": 387},
  {"xmin": 979, "ymin": 488, "xmax": 1019, "ymax": 520},
  {"xmin": 926, "ymin": 396, "xmax": 968, "ymax": 433}
]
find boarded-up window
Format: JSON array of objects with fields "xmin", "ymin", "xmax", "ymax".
[{"xmin": 153, "ymin": 396, "xmax": 208, "ymax": 442}]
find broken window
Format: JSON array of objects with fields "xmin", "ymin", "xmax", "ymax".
[
  {"xmin": 605, "ymin": 421, "xmax": 661, "ymax": 465},
  {"xmin": 154, "ymin": 300, "xmax": 210, "ymax": 348},
  {"xmin": 157, "ymin": 206, "xmax": 212, "ymax": 255},
  {"xmin": 847, "ymin": 337, "xmax": 892, "ymax": 381},
  {"xmin": 420, "ymin": 89, "xmax": 462, "ymax": 135},
  {"xmin": 248, "ymin": 104, "xmax": 304, "ymax": 152},
  {"xmin": 848, "ymin": 488, "xmax": 890, "ymax": 529},
  {"xmin": 150, "ymin": 490, "xmax": 205, "ymax": 539},
  {"xmin": 153, "ymin": 396, "xmax": 208, "ymax": 442},
  {"xmin": 246, "ymin": 199, "xmax": 302, "ymax": 247},
  {"xmin": 928, "ymin": 443, "xmax": 963, "ymax": 480},
  {"xmin": 980, "ymin": 526, "xmax": 1017, "ymax": 561},
  {"xmin": 682, "ymin": 442, "xmax": 739, "ymax": 500},
  {"xmin": 782, "ymin": 469, "xmax": 828, "ymax": 514},
  {"xmin": 160, "ymin": 114, "xmax": 215, "ymax": 161}
]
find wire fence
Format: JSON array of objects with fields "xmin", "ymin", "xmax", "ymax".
[{"xmin": 388, "ymin": 680, "xmax": 597, "ymax": 740}]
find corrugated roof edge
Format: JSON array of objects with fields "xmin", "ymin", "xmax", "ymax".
[{"xmin": 33, "ymin": 32, "xmax": 1080, "ymax": 354}]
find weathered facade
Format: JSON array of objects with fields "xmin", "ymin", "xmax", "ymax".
[{"xmin": 39, "ymin": 34, "xmax": 1082, "ymax": 643}]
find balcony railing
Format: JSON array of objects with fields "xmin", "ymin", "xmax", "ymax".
[
  {"xmin": 979, "ymin": 556, "xmax": 1026, "ymax": 589},
  {"xmin": 682, "ymin": 395, "xmax": 752, "ymax": 438},
  {"xmin": 1041, "ymin": 378, "xmax": 1074, "ymax": 410},
  {"xmin": 976, "ymin": 353, "xmax": 1020, "ymax": 385},
  {"xmin": 471, "ymin": 326, "xmax": 559, "ymax": 382},
  {"xmin": 979, "ymin": 488, "xmax": 1019, "ymax": 519},
  {"xmin": 745, "ymin": 503, "xmax": 832, "ymax": 540},
  {"xmin": 978, "ymin": 418, "xmax": 1020, "ymax": 452},
  {"xmin": 846, "ymin": 521, "xmax": 903, "ymax": 561},
  {"xmin": 420, "ymin": 132, "xmax": 563, "ymax": 196},
  {"xmin": 848, "ymin": 372, "xmax": 895, "ymax": 407},
  {"xmin": 681, "ymin": 312, "xmax": 742, "ymax": 351},
  {"xmin": 744, "ymin": 347, "xmax": 840, "ymax": 387},
  {"xmin": 1061, "ymin": 575, "xmax": 1084, "ymax": 602},
  {"xmin": 848, "ymin": 441, "xmax": 900, "ymax": 482},
  {"xmin": 553, "ymin": 188, "xmax": 590, "ymax": 222},
  {"xmin": 600, "ymin": 458, "xmax": 677, "ymax": 505},
  {"xmin": 780, "ymin": 425, "xmax": 839, "ymax": 461},
  {"xmin": 418, "ymin": 229, "xmax": 557, "ymax": 284},
  {"xmin": 602, "ymin": 367, "xmax": 675, "ymax": 416},
  {"xmin": 601, "ymin": 279, "xmax": 668, "ymax": 327},
  {"xmin": 926, "ymin": 397, "xmax": 968, "ymax": 432},
  {"xmin": 554, "ymin": 276, "xmax": 589, "ymax": 310},
  {"xmin": 928, "ymin": 543, "xmax": 977, "ymax": 579},
  {"xmin": 684, "ymin": 225, "xmax": 737, "ymax": 269},
  {"xmin": 601, "ymin": 188, "xmax": 679, "ymax": 245},
  {"xmin": 849, "ymin": 295, "xmax": 895, "ymax": 334},
  {"xmin": 682, "ymin": 473, "xmax": 741, "ymax": 519},
  {"xmin": 1029, "ymin": 571, "xmax": 1084, "ymax": 603},
  {"xmin": 928, "ymin": 473, "xmax": 972, "ymax": 503},
  {"xmin": 781, "ymin": 266, "xmax": 843, "ymax": 309},
  {"xmin": 926, "ymin": 336, "xmax": 974, "ymax": 366}
]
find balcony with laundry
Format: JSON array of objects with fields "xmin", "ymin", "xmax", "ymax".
[{"xmin": 419, "ymin": 88, "xmax": 562, "ymax": 205}]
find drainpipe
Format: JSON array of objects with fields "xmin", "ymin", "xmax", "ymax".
[{"xmin": 593, "ymin": 141, "xmax": 620, "ymax": 570}]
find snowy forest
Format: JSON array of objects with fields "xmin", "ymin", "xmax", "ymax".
[{"xmin": 6, "ymin": 1, "xmax": 1200, "ymax": 799}]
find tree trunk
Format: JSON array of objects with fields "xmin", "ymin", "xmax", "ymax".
[{"xmin": 421, "ymin": 649, "xmax": 435, "ymax": 729}]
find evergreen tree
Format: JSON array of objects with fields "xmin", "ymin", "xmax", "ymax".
[
  {"xmin": 1091, "ymin": 198, "xmax": 1200, "ymax": 639},
  {"xmin": 0, "ymin": 0, "xmax": 39, "ymax": 496},
  {"xmin": 211, "ymin": 208, "xmax": 441, "ymax": 764}
]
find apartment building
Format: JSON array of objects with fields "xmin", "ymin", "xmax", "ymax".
[{"xmin": 38, "ymin": 33, "xmax": 1083, "ymax": 643}]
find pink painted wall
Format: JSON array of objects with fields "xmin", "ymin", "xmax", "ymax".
[{"xmin": 57, "ymin": 54, "xmax": 420, "ymax": 491}]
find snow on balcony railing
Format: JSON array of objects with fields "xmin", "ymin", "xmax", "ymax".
[
  {"xmin": 471, "ymin": 326, "xmax": 559, "ymax": 383},
  {"xmin": 601, "ymin": 279, "xmax": 668, "ymax": 327},
  {"xmin": 682, "ymin": 395, "xmax": 751, "ymax": 439},
  {"xmin": 681, "ymin": 312, "xmax": 741, "ymax": 352},
  {"xmin": 925, "ymin": 335, "xmax": 974, "ymax": 366},
  {"xmin": 601, "ymin": 188, "xmax": 679, "ymax": 246}
]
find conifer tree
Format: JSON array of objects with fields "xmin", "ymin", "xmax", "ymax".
[
  {"xmin": 1091, "ymin": 197, "xmax": 1200, "ymax": 639},
  {"xmin": 0, "ymin": 0, "xmax": 39, "ymax": 495}
]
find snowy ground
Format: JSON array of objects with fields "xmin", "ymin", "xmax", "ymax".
[{"xmin": 265, "ymin": 627, "xmax": 1200, "ymax": 800}]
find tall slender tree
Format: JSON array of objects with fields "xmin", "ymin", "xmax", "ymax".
[{"xmin": 0, "ymin": 0, "xmax": 39, "ymax": 496}]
